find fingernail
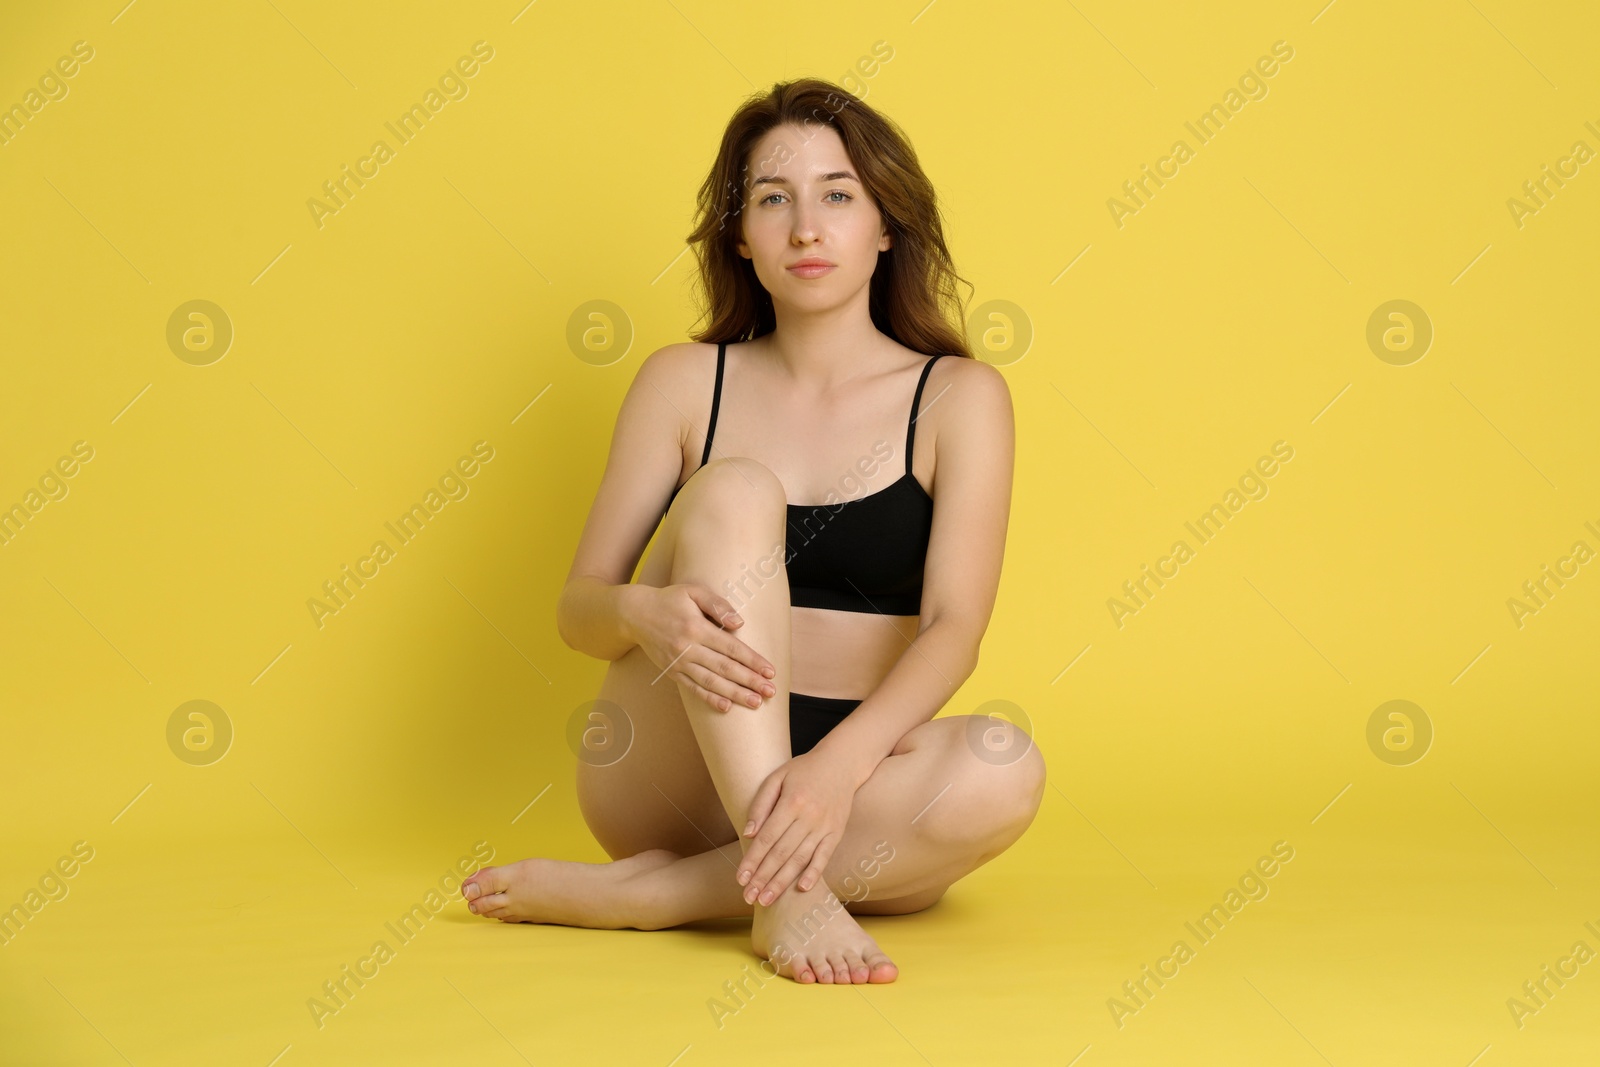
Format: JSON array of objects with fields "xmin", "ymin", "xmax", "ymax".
[
  {"xmin": 738, "ymin": 869, "xmax": 749, "ymax": 884},
  {"xmin": 744, "ymin": 822, "xmax": 754, "ymax": 835},
  {"xmin": 760, "ymin": 890, "xmax": 773, "ymax": 904}
]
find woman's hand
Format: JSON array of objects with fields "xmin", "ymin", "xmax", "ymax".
[
  {"xmin": 736, "ymin": 749, "xmax": 860, "ymax": 905},
  {"xmin": 625, "ymin": 584, "xmax": 777, "ymax": 712}
]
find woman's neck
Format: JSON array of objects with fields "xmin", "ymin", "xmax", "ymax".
[{"xmin": 762, "ymin": 301, "xmax": 886, "ymax": 389}]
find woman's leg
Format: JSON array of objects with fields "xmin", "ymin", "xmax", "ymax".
[
  {"xmin": 461, "ymin": 457, "xmax": 795, "ymax": 926},
  {"xmin": 623, "ymin": 714, "xmax": 1046, "ymax": 928},
  {"xmin": 573, "ymin": 456, "xmax": 794, "ymax": 861},
  {"xmin": 653, "ymin": 457, "xmax": 796, "ymax": 834},
  {"xmin": 463, "ymin": 457, "xmax": 1046, "ymax": 981},
  {"xmin": 468, "ymin": 710, "xmax": 1046, "ymax": 982}
]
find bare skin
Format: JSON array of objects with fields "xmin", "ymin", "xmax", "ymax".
[{"xmin": 463, "ymin": 121, "xmax": 1034, "ymax": 983}]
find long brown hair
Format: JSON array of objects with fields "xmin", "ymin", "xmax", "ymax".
[{"xmin": 686, "ymin": 78, "xmax": 973, "ymax": 359}]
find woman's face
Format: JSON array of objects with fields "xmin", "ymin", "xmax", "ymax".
[{"xmin": 736, "ymin": 122, "xmax": 891, "ymax": 310}]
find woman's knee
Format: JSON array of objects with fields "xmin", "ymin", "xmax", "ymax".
[
  {"xmin": 970, "ymin": 719, "xmax": 1046, "ymax": 830},
  {"xmin": 914, "ymin": 716, "xmax": 1046, "ymax": 847},
  {"xmin": 677, "ymin": 456, "xmax": 786, "ymax": 513}
]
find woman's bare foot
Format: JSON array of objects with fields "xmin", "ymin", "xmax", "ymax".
[
  {"xmin": 461, "ymin": 850, "xmax": 680, "ymax": 929},
  {"xmin": 751, "ymin": 878, "xmax": 898, "ymax": 984}
]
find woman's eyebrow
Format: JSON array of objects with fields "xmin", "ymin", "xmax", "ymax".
[{"xmin": 752, "ymin": 170, "xmax": 860, "ymax": 186}]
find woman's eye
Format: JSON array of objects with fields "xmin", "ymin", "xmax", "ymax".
[{"xmin": 759, "ymin": 191, "xmax": 850, "ymax": 205}]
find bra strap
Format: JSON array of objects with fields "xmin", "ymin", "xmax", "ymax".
[
  {"xmin": 700, "ymin": 341, "xmax": 726, "ymax": 467},
  {"xmin": 905, "ymin": 353, "xmax": 945, "ymax": 475}
]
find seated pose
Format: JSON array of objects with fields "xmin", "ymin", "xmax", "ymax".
[{"xmin": 463, "ymin": 77, "xmax": 1043, "ymax": 984}]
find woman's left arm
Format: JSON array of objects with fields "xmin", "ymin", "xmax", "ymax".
[{"xmin": 737, "ymin": 358, "xmax": 1016, "ymax": 902}]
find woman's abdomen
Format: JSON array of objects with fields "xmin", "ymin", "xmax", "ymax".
[{"xmin": 789, "ymin": 605, "xmax": 918, "ymax": 699}]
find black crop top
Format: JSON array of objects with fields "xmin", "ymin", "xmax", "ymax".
[{"xmin": 665, "ymin": 341, "xmax": 946, "ymax": 615}]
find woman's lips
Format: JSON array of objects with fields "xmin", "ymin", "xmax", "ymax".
[{"xmin": 786, "ymin": 263, "xmax": 835, "ymax": 278}]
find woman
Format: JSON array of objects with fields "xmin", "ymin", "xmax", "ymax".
[{"xmin": 462, "ymin": 78, "xmax": 1043, "ymax": 985}]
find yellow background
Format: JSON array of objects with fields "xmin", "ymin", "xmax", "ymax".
[{"xmin": 2, "ymin": 0, "xmax": 1597, "ymax": 1063}]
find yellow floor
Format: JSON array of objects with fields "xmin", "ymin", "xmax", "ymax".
[{"xmin": 5, "ymin": 774, "xmax": 1594, "ymax": 1065}]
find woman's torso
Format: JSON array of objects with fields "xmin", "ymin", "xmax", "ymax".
[{"xmin": 670, "ymin": 338, "xmax": 947, "ymax": 699}]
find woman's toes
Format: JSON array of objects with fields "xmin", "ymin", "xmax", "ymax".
[
  {"xmin": 842, "ymin": 949, "xmax": 868, "ymax": 983},
  {"xmin": 468, "ymin": 892, "xmax": 509, "ymax": 916},
  {"xmin": 462, "ymin": 866, "xmax": 505, "ymax": 904},
  {"xmin": 827, "ymin": 953, "xmax": 851, "ymax": 984},
  {"xmin": 793, "ymin": 957, "xmax": 816, "ymax": 983},
  {"xmin": 866, "ymin": 952, "xmax": 899, "ymax": 983}
]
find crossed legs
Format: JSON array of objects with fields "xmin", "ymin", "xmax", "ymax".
[{"xmin": 463, "ymin": 458, "xmax": 1046, "ymax": 983}]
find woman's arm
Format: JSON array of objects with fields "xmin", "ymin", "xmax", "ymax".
[
  {"xmin": 554, "ymin": 344, "xmax": 691, "ymax": 660},
  {"xmin": 557, "ymin": 343, "xmax": 779, "ymax": 708},
  {"xmin": 811, "ymin": 356, "xmax": 1016, "ymax": 784},
  {"xmin": 556, "ymin": 577, "xmax": 648, "ymax": 662}
]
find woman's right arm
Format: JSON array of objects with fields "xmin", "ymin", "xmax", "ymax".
[
  {"xmin": 553, "ymin": 344, "xmax": 776, "ymax": 707},
  {"xmin": 554, "ymin": 343, "xmax": 686, "ymax": 660},
  {"xmin": 554, "ymin": 576, "xmax": 648, "ymax": 662}
]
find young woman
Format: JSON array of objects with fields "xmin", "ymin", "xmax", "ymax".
[{"xmin": 462, "ymin": 78, "xmax": 1043, "ymax": 985}]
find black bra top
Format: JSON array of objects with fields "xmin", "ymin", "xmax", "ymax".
[{"xmin": 665, "ymin": 341, "xmax": 946, "ymax": 615}]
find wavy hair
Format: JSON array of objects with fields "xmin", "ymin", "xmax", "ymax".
[{"xmin": 685, "ymin": 78, "xmax": 973, "ymax": 359}]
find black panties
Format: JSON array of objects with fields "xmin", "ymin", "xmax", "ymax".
[{"xmin": 788, "ymin": 692, "xmax": 863, "ymax": 756}]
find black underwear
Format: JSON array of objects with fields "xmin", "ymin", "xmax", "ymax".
[{"xmin": 788, "ymin": 692, "xmax": 862, "ymax": 756}]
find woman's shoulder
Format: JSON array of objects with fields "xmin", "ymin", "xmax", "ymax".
[
  {"xmin": 918, "ymin": 348, "xmax": 1012, "ymax": 439},
  {"xmin": 623, "ymin": 342, "xmax": 728, "ymax": 437},
  {"xmin": 632, "ymin": 340, "xmax": 722, "ymax": 388},
  {"xmin": 916, "ymin": 344, "xmax": 1007, "ymax": 396},
  {"xmin": 640, "ymin": 338, "xmax": 720, "ymax": 367}
]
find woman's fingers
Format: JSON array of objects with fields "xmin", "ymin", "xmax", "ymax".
[
  {"xmin": 719, "ymin": 634, "xmax": 776, "ymax": 682},
  {"xmin": 709, "ymin": 646, "xmax": 776, "ymax": 704},
  {"xmin": 690, "ymin": 649, "xmax": 772, "ymax": 709},
  {"xmin": 763, "ymin": 829, "xmax": 832, "ymax": 903},
  {"xmin": 740, "ymin": 772, "xmax": 784, "ymax": 848},
  {"xmin": 687, "ymin": 585, "xmax": 743, "ymax": 630},
  {"xmin": 745, "ymin": 820, "xmax": 811, "ymax": 905},
  {"xmin": 680, "ymin": 661, "xmax": 750, "ymax": 712},
  {"xmin": 796, "ymin": 834, "xmax": 838, "ymax": 893},
  {"xmin": 738, "ymin": 804, "xmax": 795, "ymax": 899},
  {"xmin": 709, "ymin": 593, "xmax": 743, "ymax": 629},
  {"xmin": 672, "ymin": 638, "xmax": 776, "ymax": 713},
  {"xmin": 678, "ymin": 672, "xmax": 731, "ymax": 713}
]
